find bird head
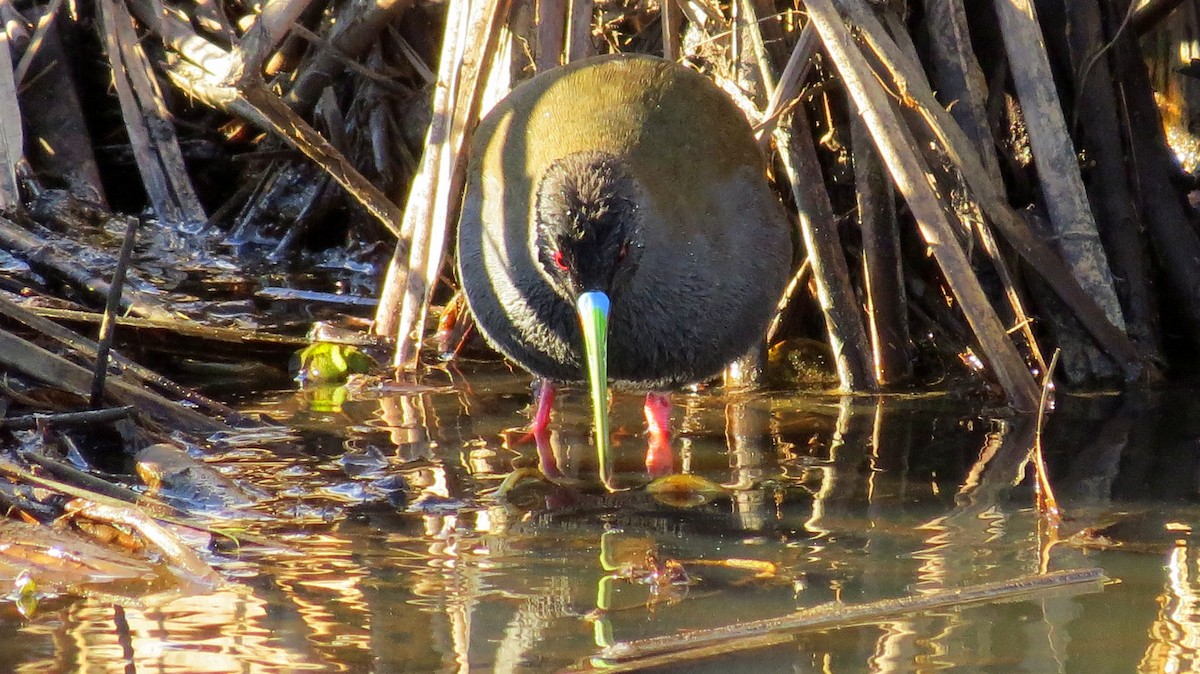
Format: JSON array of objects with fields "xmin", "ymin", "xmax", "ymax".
[
  {"xmin": 532, "ymin": 151, "xmax": 645, "ymax": 472},
  {"xmin": 533, "ymin": 151, "xmax": 644, "ymax": 300}
]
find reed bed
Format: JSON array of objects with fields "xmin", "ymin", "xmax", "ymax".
[{"xmin": 4, "ymin": 0, "xmax": 1200, "ymax": 401}]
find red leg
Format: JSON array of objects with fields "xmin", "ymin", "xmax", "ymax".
[
  {"xmin": 517, "ymin": 379, "xmax": 556, "ymax": 443},
  {"xmin": 531, "ymin": 379, "xmax": 555, "ymax": 435},
  {"xmin": 522, "ymin": 380, "xmax": 563, "ymax": 478},
  {"xmin": 644, "ymin": 392, "xmax": 674, "ymax": 477}
]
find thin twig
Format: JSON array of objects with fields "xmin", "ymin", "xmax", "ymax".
[
  {"xmin": 1032, "ymin": 348, "xmax": 1063, "ymax": 537},
  {"xmin": 0, "ymin": 405, "xmax": 135, "ymax": 429},
  {"xmin": 91, "ymin": 216, "xmax": 140, "ymax": 408},
  {"xmin": 1074, "ymin": 0, "xmax": 1139, "ymax": 131}
]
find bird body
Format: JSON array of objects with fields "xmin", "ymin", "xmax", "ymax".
[{"xmin": 457, "ymin": 54, "xmax": 791, "ymax": 394}]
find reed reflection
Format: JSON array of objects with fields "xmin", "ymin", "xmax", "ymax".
[
  {"xmin": 15, "ymin": 589, "xmax": 330, "ymax": 674},
  {"xmin": 38, "ymin": 378, "xmax": 1184, "ymax": 672}
]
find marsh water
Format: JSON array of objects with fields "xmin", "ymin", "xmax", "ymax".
[{"xmin": 3, "ymin": 360, "xmax": 1200, "ymax": 672}]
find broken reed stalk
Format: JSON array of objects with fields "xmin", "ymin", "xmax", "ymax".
[
  {"xmin": 922, "ymin": 0, "xmax": 1004, "ymax": 184},
  {"xmin": 372, "ymin": 0, "xmax": 468, "ymax": 344},
  {"xmin": 235, "ymin": 0, "xmax": 309, "ymax": 74},
  {"xmin": 90, "ymin": 216, "xmax": 140, "ymax": 409},
  {"xmin": 65, "ymin": 498, "xmax": 223, "ymax": 588},
  {"xmin": 991, "ymin": 0, "xmax": 1125, "ymax": 380},
  {"xmin": 0, "ymin": 325, "xmax": 228, "ymax": 434},
  {"xmin": 0, "ymin": 215, "xmax": 172, "ymax": 320},
  {"xmin": 99, "ymin": 0, "xmax": 207, "ymax": 232},
  {"xmin": 775, "ymin": 108, "xmax": 876, "ymax": 391},
  {"xmin": 136, "ymin": 0, "xmax": 406, "ymax": 238},
  {"xmin": 536, "ymin": 0, "xmax": 568, "ymax": 69},
  {"xmin": 15, "ymin": 1, "xmax": 107, "ymax": 206},
  {"xmin": 729, "ymin": 1, "xmax": 837, "ymax": 390},
  {"xmin": 766, "ymin": 258, "xmax": 811, "ymax": 344},
  {"xmin": 373, "ymin": 0, "xmax": 510, "ymax": 368},
  {"xmin": 1063, "ymin": 0, "xmax": 1160, "ymax": 355},
  {"xmin": 0, "ymin": 298, "xmax": 261, "ymax": 426},
  {"xmin": 876, "ymin": 1, "xmax": 1044, "ymax": 375},
  {"xmin": 0, "ymin": 458, "xmax": 177, "ymax": 530},
  {"xmin": 804, "ymin": 0, "xmax": 1041, "ymax": 408},
  {"xmin": 589, "ymin": 568, "xmax": 1105, "ymax": 670},
  {"xmin": 868, "ymin": 1, "xmax": 1046, "ymax": 371},
  {"xmin": 0, "ymin": 16, "xmax": 22, "ymax": 211},
  {"xmin": 736, "ymin": 0, "xmax": 776, "ymax": 96},
  {"xmin": 282, "ymin": 0, "xmax": 414, "ymax": 113},
  {"xmin": 736, "ymin": 11, "xmax": 873, "ymax": 391},
  {"xmin": 1033, "ymin": 351, "xmax": 1062, "ymax": 575},
  {"xmin": 13, "ymin": 0, "xmax": 68, "ymax": 86},
  {"xmin": 852, "ymin": 116, "xmax": 911, "ymax": 385},
  {"xmin": 755, "ymin": 21, "xmax": 817, "ymax": 143},
  {"xmin": 1110, "ymin": 0, "xmax": 1200, "ymax": 346},
  {"xmin": 21, "ymin": 449, "xmax": 154, "ymax": 509},
  {"xmin": 182, "ymin": 76, "xmax": 405, "ymax": 237},
  {"xmin": 835, "ymin": 0, "xmax": 1144, "ymax": 378},
  {"xmin": 1, "ymin": 455, "xmax": 278, "ymax": 548},
  {"xmin": 566, "ymin": 0, "xmax": 595, "ymax": 61}
]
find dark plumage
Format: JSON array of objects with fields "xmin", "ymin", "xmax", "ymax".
[
  {"xmin": 456, "ymin": 54, "xmax": 791, "ymax": 479},
  {"xmin": 457, "ymin": 54, "xmax": 791, "ymax": 389}
]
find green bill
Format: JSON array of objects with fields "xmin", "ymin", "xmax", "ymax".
[{"xmin": 575, "ymin": 291, "xmax": 611, "ymax": 480}]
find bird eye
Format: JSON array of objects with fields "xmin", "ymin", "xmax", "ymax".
[
  {"xmin": 617, "ymin": 243, "xmax": 628, "ymax": 261},
  {"xmin": 552, "ymin": 250, "xmax": 569, "ymax": 271}
]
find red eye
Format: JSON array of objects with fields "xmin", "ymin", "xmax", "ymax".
[
  {"xmin": 552, "ymin": 250, "xmax": 569, "ymax": 271},
  {"xmin": 617, "ymin": 243, "xmax": 628, "ymax": 261}
]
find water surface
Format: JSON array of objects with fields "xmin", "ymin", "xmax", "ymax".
[{"xmin": 3, "ymin": 362, "xmax": 1197, "ymax": 672}]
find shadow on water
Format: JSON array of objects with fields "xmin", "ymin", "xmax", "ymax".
[{"xmin": 5, "ymin": 362, "xmax": 1200, "ymax": 672}]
